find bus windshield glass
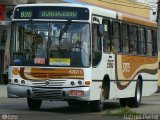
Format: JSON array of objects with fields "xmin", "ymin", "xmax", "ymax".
[{"xmin": 10, "ymin": 21, "xmax": 90, "ymax": 67}]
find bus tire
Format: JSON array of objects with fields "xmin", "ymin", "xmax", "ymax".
[
  {"xmin": 27, "ymin": 97, "xmax": 42, "ymax": 110},
  {"xmin": 68, "ymin": 100, "xmax": 78, "ymax": 106},
  {"xmin": 90, "ymin": 94, "xmax": 104, "ymax": 112},
  {"xmin": 90, "ymin": 100, "xmax": 103, "ymax": 112},
  {"xmin": 2, "ymin": 73, "xmax": 8, "ymax": 84},
  {"xmin": 119, "ymin": 98, "xmax": 128, "ymax": 107},
  {"xmin": 128, "ymin": 79, "xmax": 142, "ymax": 108}
]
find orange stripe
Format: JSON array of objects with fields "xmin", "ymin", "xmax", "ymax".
[{"xmin": 20, "ymin": 68, "xmax": 84, "ymax": 80}]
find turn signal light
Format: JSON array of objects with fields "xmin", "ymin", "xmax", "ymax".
[
  {"xmin": 85, "ymin": 81, "xmax": 90, "ymax": 86},
  {"xmin": 12, "ymin": 68, "xmax": 19, "ymax": 75}
]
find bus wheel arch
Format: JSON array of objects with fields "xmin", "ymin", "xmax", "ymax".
[
  {"xmin": 90, "ymin": 75, "xmax": 110, "ymax": 112},
  {"xmin": 102, "ymin": 75, "xmax": 110, "ymax": 99},
  {"xmin": 130, "ymin": 75, "xmax": 143, "ymax": 107}
]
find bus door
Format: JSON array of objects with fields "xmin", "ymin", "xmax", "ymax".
[
  {"xmin": 104, "ymin": 52, "xmax": 117, "ymax": 98},
  {"xmin": 91, "ymin": 17, "xmax": 117, "ymax": 99},
  {"xmin": 102, "ymin": 19, "xmax": 117, "ymax": 99}
]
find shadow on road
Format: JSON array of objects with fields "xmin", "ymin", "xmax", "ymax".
[{"xmin": 39, "ymin": 101, "xmax": 120, "ymax": 114}]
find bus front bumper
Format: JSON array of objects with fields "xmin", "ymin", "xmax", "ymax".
[{"xmin": 7, "ymin": 84, "xmax": 90, "ymax": 101}]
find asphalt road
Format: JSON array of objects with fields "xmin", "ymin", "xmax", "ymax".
[{"xmin": 0, "ymin": 93, "xmax": 160, "ymax": 120}]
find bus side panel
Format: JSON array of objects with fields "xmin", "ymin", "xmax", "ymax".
[
  {"xmin": 143, "ymin": 73, "xmax": 158, "ymax": 96},
  {"xmin": 115, "ymin": 81, "xmax": 136, "ymax": 98},
  {"xmin": 115, "ymin": 73, "xmax": 157, "ymax": 98},
  {"xmin": 143, "ymin": 81, "xmax": 158, "ymax": 96},
  {"xmin": 90, "ymin": 54, "xmax": 117, "ymax": 100},
  {"xmin": 116, "ymin": 55, "xmax": 158, "ymax": 98}
]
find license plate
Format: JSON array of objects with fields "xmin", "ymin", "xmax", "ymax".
[{"xmin": 69, "ymin": 90, "xmax": 84, "ymax": 96}]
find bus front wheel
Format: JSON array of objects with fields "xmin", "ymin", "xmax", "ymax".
[
  {"xmin": 27, "ymin": 97, "xmax": 42, "ymax": 110},
  {"xmin": 90, "ymin": 94, "xmax": 104, "ymax": 112}
]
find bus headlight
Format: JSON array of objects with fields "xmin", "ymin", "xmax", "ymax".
[
  {"xmin": 78, "ymin": 80, "xmax": 83, "ymax": 85},
  {"xmin": 14, "ymin": 79, "xmax": 18, "ymax": 83},
  {"xmin": 21, "ymin": 80, "xmax": 25, "ymax": 84},
  {"xmin": 70, "ymin": 81, "xmax": 75, "ymax": 86}
]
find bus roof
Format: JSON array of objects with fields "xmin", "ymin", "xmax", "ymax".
[
  {"xmin": 117, "ymin": 12, "xmax": 157, "ymax": 28},
  {"xmin": 91, "ymin": 5, "xmax": 157, "ymax": 28},
  {"xmin": 15, "ymin": 3, "xmax": 157, "ymax": 28}
]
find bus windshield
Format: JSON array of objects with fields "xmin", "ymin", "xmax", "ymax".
[{"xmin": 10, "ymin": 21, "xmax": 90, "ymax": 67}]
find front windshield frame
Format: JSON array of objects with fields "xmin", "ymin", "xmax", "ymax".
[{"xmin": 10, "ymin": 21, "xmax": 91, "ymax": 67}]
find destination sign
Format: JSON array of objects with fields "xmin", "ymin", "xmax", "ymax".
[
  {"xmin": 20, "ymin": 11, "xmax": 32, "ymax": 18},
  {"xmin": 14, "ymin": 6, "xmax": 89, "ymax": 20},
  {"xmin": 39, "ymin": 11, "xmax": 77, "ymax": 18}
]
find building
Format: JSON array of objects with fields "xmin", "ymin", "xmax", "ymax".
[
  {"xmin": 135, "ymin": 0, "xmax": 158, "ymax": 21},
  {"xmin": 0, "ymin": 0, "xmax": 157, "ymax": 84}
]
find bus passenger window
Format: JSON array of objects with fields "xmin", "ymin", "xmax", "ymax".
[
  {"xmin": 112, "ymin": 21, "xmax": 120, "ymax": 53},
  {"xmin": 92, "ymin": 24, "xmax": 102, "ymax": 66},
  {"xmin": 146, "ymin": 29, "xmax": 153, "ymax": 56},
  {"xmin": 102, "ymin": 20, "xmax": 110, "ymax": 53},
  {"xmin": 138, "ymin": 28, "xmax": 146, "ymax": 55},
  {"xmin": 121, "ymin": 23, "xmax": 129, "ymax": 54},
  {"xmin": 152, "ymin": 30, "xmax": 157, "ymax": 56},
  {"xmin": 130, "ymin": 25, "xmax": 138, "ymax": 54}
]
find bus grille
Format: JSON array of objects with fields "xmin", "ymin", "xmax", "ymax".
[
  {"xmin": 31, "ymin": 87, "xmax": 63, "ymax": 100},
  {"xmin": 31, "ymin": 80, "xmax": 66, "ymax": 87}
]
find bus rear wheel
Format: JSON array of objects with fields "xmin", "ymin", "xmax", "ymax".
[
  {"xmin": 27, "ymin": 97, "xmax": 42, "ymax": 110},
  {"xmin": 119, "ymin": 98, "xmax": 128, "ymax": 107},
  {"xmin": 119, "ymin": 79, "xmax": 142, "ymax": 108},
  {"xmin": 128, "ymin": 79, "xmax": 142, "ymax": 107}
]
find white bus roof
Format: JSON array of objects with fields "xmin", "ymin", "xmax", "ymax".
[
  {"xmin": 15, "ymin": 3, "xmax": 117, "ymax": 19},
  {"xmin": 14, "ymin": 3, "xmax": 157, "ymax": 28}
]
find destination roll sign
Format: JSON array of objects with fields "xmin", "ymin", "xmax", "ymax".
[{"xmin": 14, "ymin": 6, "xmax": 89, "ymax": 20}]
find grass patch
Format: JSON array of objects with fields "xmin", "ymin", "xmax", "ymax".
[{"xmin": 106, "ymin": 106, "xmax": 140, "ymax": 116}]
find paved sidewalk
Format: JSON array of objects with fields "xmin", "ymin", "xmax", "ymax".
[{"xmin": 0, "ymin": 85, "xmax": 7, "ymax": 98}]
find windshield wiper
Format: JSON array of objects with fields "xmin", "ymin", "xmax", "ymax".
[
  {"xmin": 59, "ymin": 20, "xmax": 71, "ymax": 42},
  {"xmin": 30, "ymin": 16, "xmax": 36, "ymax": 35},
  {"xmin": 27, "ymin": 17, "xmax": 41, "ymax": 60}
]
